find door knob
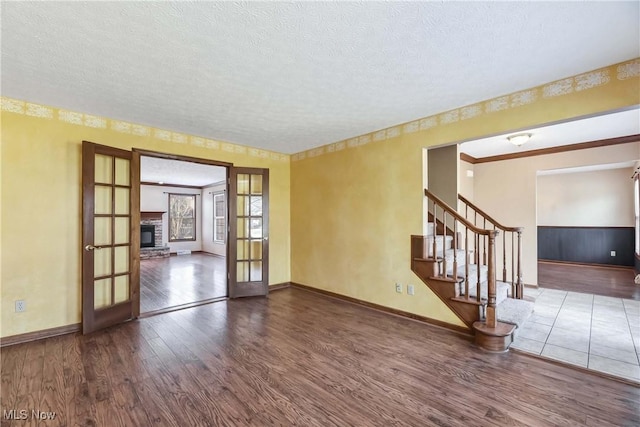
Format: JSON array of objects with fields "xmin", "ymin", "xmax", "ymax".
[{"xmin": 84, "ymin": 245, "xmax": 104, "ymax": 251}]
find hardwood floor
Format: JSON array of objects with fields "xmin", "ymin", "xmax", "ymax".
[
  {"xmin": 538, "ymin": 261, "xmax": 639, "ymax": 300},
  {"xmin": 140, "ymin": 253, "xmax": 227, "ymax": 313},
  {"xmin": 2, "ymin": 288, "xmax": 639, "ymax": 426}
]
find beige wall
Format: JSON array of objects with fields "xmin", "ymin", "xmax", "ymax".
[
  {"xmin": 537, "ymin": 167, "xmax": 635, "ymax": 227},
  {"xmin": 1, "ymin": 102, "xmax": 290, "ymax": 338},
  {"xmin": 459, "ymin": 160, "xmax": 475, "ymax": 203},
  {"xmin": 473, "ymin": 143, "xmax": 639, "ymax": 286}
]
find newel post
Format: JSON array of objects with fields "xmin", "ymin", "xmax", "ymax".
[{"xmin": 485, "ymin": 231, "xmax": 498, "ymax": 329}]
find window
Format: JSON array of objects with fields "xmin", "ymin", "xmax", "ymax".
[
  {"xmin": 213, "ymin": 191, "xmax": 226, "ymax": 243},
  {"xmin": 250, "ymin": 196, "xmax": 263, "ymax": 238},
  {"xmin": 169, "ymin": 193, "xmax": 196, "ymax": 241}
]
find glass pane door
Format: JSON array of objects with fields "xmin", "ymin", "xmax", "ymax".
[
  {"xmin": 82, "ymin": 141, "xmax": 135, "ymax": 333},
  {"xmin": 229, "ymin": 167, "xmax": 269, "ymax": 298}
]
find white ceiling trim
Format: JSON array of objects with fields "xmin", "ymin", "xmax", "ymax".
[
  {"xmin": 537, "ymin": 161, "xmax": 637, "ymax": 176},
  {"xmin": 460, "ymin": 108, "xmax": 640, "ymax": 159}
]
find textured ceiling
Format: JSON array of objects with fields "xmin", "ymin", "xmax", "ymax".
[
  {"xmin": 2, "ymin": 2, "xmax": 639, "ymax": 154},
  {"xmin": 140, "ymin": 156, "xmax": 226, "ymax": 187}
]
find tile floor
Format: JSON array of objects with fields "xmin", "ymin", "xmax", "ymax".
[{"xmin": 511, "ymin": 287, "xmax": 640, "ymax": 383}]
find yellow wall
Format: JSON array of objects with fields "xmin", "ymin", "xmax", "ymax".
[
  {"xmin": 2, "ymin": 58, "xmax": 638, "ymax": 338},
  {"xmin": 290, "ymin": 58, "xmax": 640, "ymax": 328},
  {"xmin": 1, "ymin": 101, "xmax": 291, "ymax": 338}
]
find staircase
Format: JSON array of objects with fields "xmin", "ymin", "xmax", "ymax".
[{"xmin": 411, "ymin": 189, "xmax": 534, "ymax": 352}]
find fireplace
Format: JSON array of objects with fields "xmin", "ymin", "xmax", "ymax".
[
  {"xmin": 141, "ymin": 225, "xmax": 155, "ymax": 248},
  {"xmin": 140, "ymin": 211, "xmax": 169, "ymax": 259}
]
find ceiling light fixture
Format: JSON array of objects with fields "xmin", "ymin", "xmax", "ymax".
[{"xmin": 507, "ymin": 133, "xmax": 532, "ymax": 147}]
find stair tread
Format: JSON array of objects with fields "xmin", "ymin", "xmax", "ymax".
[
  {"xmin": 473, "ymin": 320, "xmax": 516, "ymax": 337},
  {"xmin": 459, "ymin": 278, "xmax": 509, "ymax": 300},
  {"xmin": 450, "ymin": 296, "xmax": 484, "ymax": 306},
  {"xmin": 428, "ymin": 276, "xmax": 460, "ymax": 283},
  {"xmin": 497, "ymin": 298, "xmax": 535, "ymax": 328}
]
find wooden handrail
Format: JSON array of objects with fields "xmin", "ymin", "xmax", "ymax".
[
  {"xmin": 425, "ymin": 189, "xmax": 497, "ymax": 237},
  {"xmin": 458, "ymin": 193, "xmax": 524, "ymax": 300},
  {"xmin": 424, "ymin": 188, "xmax": 499, "ymax": 320},
  {"xmin": 421, "ymin": 189, "xmax": 525, "ymax": 341},
  {"xmin": 458, "ymin": 194, "xmax": 523, "ymax": 233}
]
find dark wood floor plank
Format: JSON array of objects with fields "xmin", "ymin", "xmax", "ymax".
[
  {"xmin": 154, "ymin": 328, "xmax": 311, "ymax": 427},
  {"xmin": 144, "ymin": 316, "xmax": 201, "ymax": 364},
  {"xmin": 2, "ymin": 287, "xmax": 639, "ymax": 426},
  {"xmin": 16, "ymin": 340, "xmax": 45, "ymax": 398},
  {"xmin": 59, "ymin": 332, "xmax": 101, "ymax": 426},
  {"xmin": 258, "ymin": 301, "xmax": 502, "ymax": 426},
  {"xmin": 139, "ymin": 356, "xmax": 216, "ymax": 427},
  {"xmin": 106, "ymin": 327, "xmax": 152, "ymax": 385},
  {"xmin": 130, "ymin": 377, "xmax": 181, "ymax": 426},
  {"xmin": 7, "ymin": 340, "xmax": 45, "ymax": 426},
  {"xmin": 172, "ymin": 300, "xmax": 422, "ymax": 425},
  {"xmin": 538, "ymin": 261, "xmax": 639, "ymax": 299},
  {"xmin": 38, "ymin": 336, "xmax": 68, "ymax": 427},
  {"xmin": 94, "ymin": 332, "xmax": 132, "ymax": 390},
  {"xmin": 171, "ymin": 315, "xmax": 346, "ymax": 426},
  {"xmin": 0, "ymin": 344, "xmax": 27, "ymax": 413},
  {"xmin": 183, "ymin": 362, "xmax": 255, "ymax": 426},
  {"xmin": 79, "ymin": 337, "xmax": 111, "ymax": 405}
]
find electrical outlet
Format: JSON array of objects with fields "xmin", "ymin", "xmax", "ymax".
[
  {"xmin": 395, "ymin": 283, "xmax": 402, "ymax": 293},
  {"xmin": 610, "ymin": 251, "xmax": 616, "ymax": 257},
  {"xmin": 15, "ymin": 300, "xmax": 26, "ymax": 313},
  {"xmin": 407, "ymin": 284, "xmax": 415, "ymax": 296}
]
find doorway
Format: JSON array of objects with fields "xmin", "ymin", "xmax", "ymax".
[
  {"xmin": 81, "ymin": 142, "xmax": 270, "ymax": 334},
  {"xmin": 535, "ymin": 163, "xmax": 638, "ymax": 300},
  {"xmin": 139, "ymin": 154, "xmax": 229, "ymax": 314}
]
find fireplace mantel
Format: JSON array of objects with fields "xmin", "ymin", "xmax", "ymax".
[{"xmin": 141, "ymin": 211, "xmax": 166, "ymax": 220}]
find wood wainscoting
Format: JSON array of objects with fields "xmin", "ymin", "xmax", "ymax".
[{"xmin": 538, "ymin": 226, "xmax": 634, "ymax": 267}]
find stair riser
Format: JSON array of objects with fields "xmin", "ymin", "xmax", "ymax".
[
  {"xmin": 424, "ymin": 236, "xmax": 454, "ymax": 257},
  {"xmin": 458, "ymin": 283, "xmax": 510, "ymax": 305}
]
